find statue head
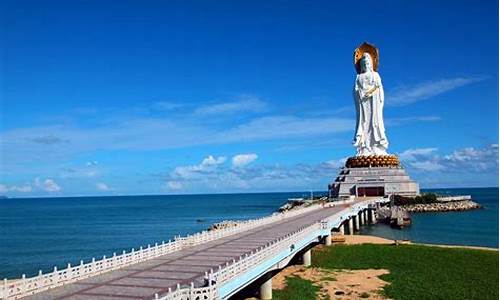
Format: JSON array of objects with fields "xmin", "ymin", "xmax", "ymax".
[{"xmin": 360, "ymin": 53, "xmax": 373, "ymax": 73}]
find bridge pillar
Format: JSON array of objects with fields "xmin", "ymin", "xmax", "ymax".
[
  {"xmin": 302, "ymin": 249, "xmax": 311, "ymax": 266},
  {"xmin": 259, "ymin": 276, "xmax": 273, "ymax": 300},
  {"xmin": 324, "ymin": 233, "xmax": 332, "ymax": 246},
  {"xmin": 370, "ymin": 209, "xmax": 377, "ymax": 224},
  {"xmin": 339, "ymin": 223, "xmax": 345, "ymax": 235},
  {"xmin": 364, "ymin": 210, "xmax": 368, "ymax": 224},
  {"xmin": 348, "ymin": 217, "xmax": 354, "ymax": 235},
  {"xmin": 360, "ymin": 211, "xmax": 365, "ymax": 226}
]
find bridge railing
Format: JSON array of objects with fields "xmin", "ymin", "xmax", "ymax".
[
  {"xmin": 2, "ymin": 200, "xmax": 330, "ymax": 299},
  {"xmin": 156, "ymin": 198, "xmax": 386, "ymax": 300},
  {"xmin": 157, "ymin": 211, "xmax": 337, "ymax": 300},
  {"xmin": 155, "ymin": 198, "xmax": 386, "ymax": 300}
]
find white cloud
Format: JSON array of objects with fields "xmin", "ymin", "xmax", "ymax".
[
  {"xmin": 194, "ymin": 95, "xmax": 267, "ymax": 115},
  {"xmin": 166, "ymin": 181, "xmax": 183, "ymax": 191},
  {"xmin": 386, "ymin": 116, "xmax": 441, "ymax": 126},
  {"xmin": 173, "ymin": 155, "xmax": 226, "ymax": 179},
  {"xmin": 42, "ymin": 179, "xmax": 61, "ymax": 192},
  {"xmin": 11, "ymin": 185, "xmax": 33, "ymax": 192},
  {"xmin": 201, "ymin": 155, "xmax": 226, "ymax": 166},
  {"xmin": 398, "ymin": 148, "xmax": 438, "ymax": 161},
  {"xmin": 232, "ymin": 153, "xmax": 258, "ymax": 167},
  {"xmin": 0, "ymin": 184, "xmax": 32, "ymax": 193},
  {"xmin": 162, "ymin": 144, "xmax": 498, "ymax": 193},
  {"xmin": 216, "ymin": 116, "xmax": 352, "ymax": 142},
  {"xmin": 34, "ymin": 178, "xmax": 61, "ymax": 192},
  {"xmin": 323, "ymin": 157, "xmax": 348, "ymax": 169},
  {"xmin": 0, "ymin": 178, "xmax": 62, "ymax": 194},
  {"xmin": 164, "ymin": 154, "xmax": 346, "ymax": 193},
  {"xmin": 388, "ymin": 77, "xmax": 484, "ymax": 106},
  {"xmin": 86, "ymin": 161, "xmax": 98, "ymax": 166},
  {"xmin": 401, "ymin": 144, "xmax": 498, "ymax": 173},
  {"xmin": 96, "ymin": 182, "xmax": 111, "ymax": 191},
  {"xmin": 410, "ymin": 161, "xmax": 445, "ymax": 171}
]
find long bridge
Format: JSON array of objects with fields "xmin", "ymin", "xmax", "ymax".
[{"xmin": 2, "ymin": 197, "xmax": 387, "ymax": 300}]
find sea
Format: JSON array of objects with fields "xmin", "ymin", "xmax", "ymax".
[{"xmin": 0, "ymin": 187, "xmax": 497, "ymax": 279}]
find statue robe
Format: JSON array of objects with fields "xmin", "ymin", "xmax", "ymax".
[{"xmin": 353, "ymin": 70, "xmax": 389, "ymax": 156}]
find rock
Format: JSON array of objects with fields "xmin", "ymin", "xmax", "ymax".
[
  {"xmin": 208, "ymin": 220, "xmax": 240, "ymax": 231},
  {"xmin": 400, "ymin": 200, "xmax": 481, "ymax": 213}
]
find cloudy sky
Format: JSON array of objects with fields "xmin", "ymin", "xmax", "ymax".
[{"xmin": 1, "ymin": 0, "xmax": 498, "ymax": 197}]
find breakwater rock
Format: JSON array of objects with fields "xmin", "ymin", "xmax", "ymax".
[
  {"xmin": 278, "ymin": 197, "xmax": 328, "ymax": 212},
  {"xmin": 208, "ymin": 220, "xmax": 240, "ymax": 231},
  {"xmin": 401, "ymin": 200, "xmax": 481, "ymax": 213}
]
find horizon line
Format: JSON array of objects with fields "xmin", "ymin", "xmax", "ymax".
[{"xmin": 2, "ymin": 186, "xmax": 498, "ymax": 199}]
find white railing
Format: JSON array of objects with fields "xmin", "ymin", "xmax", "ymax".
[
  {"xmin": 154, "ymin": 282, "xmax": 219, "ymax": 300},
  {"xmin": 1, "ymin": 202, "xmax": 326, "ymax": 299},
  {"xmin": 156, "ymin": 199, "xmax": 387, "ymax": 300},
  {"xmin": 157, "ymin": 212, "xmax": 329, "ymax": 300}
]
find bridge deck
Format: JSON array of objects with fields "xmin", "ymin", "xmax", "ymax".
[{"xmin": 24, "ymin": 205, "xmax": 345, "ymax": 300}]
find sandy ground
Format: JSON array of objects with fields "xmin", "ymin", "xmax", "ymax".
[
  {"xmin": 272, "ymin": 265, "xmax": 390, "ymax": 300},
  {"xmin": 263, "ymin": 234, "xmax": 497, "ymax": 300},
  {"xmin": 341, "ymin": 234, "xmax": 400, "ymax": 245}
]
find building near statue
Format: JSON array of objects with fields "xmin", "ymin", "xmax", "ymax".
[{"xmin": 329, "ymin": 42, "xmax": 419, "ymax": 198}]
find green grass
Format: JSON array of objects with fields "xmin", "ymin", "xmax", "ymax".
[
  {"xmin": 312, "ymin": 244, "xmax": 499, "ymax": 300},
  {"xmin": 273, "ymin": 276, "xmax": 319, "ymax": 300}
]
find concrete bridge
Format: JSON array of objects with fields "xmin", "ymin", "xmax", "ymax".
[{"xmin": 2, "ymin": 197, "xmax": 387, "ymax": 300}]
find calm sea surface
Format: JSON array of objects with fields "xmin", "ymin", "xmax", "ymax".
[
  {"xmin": 0, "ymin": 188, "xmax": 497, "ymax": 278},
  {"xmin": 359, "ymin": 187, "xmax": 499, "ymax": 248}
]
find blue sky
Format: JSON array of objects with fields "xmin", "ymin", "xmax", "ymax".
[{"xmin": 1, "ymin": 0, "xmax": 498, "ymax": 197}]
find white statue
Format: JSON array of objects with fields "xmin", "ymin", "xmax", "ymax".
[{"xmin": 353, "ymin": 52, "xmax": 389, "ymax": 156}]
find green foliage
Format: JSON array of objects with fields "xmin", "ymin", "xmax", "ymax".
[
  {"xmin": 312, "ymin": 244, "xmax": 499, "ymax": 300},
  {"xmin": 273, "ymin": 276, "xmax": 319, "ymax": 300},
  {"xmin": 393, "ymin": 193, "xmax": 438, "ymax": 206}
]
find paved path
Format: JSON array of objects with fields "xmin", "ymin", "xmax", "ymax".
[{"xmin": 24, "ymin": 205, "xmax": 345, "ymax": 300}]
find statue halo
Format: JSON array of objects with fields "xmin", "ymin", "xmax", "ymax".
[{"xmin": 354, "ymin": 42, "xmax": 379, "ymax": 74}]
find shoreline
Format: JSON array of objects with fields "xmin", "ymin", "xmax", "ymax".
[{"xmin": 338, "ymin": 234, "xmax": 499, "ymax": 251}]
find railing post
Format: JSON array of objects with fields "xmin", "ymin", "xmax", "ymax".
[
  {"xmin": 189, "ymin": 282, "xmax": 194, "ymax": 299},
  {"xmin": 21, "ymin": 274, "xmax": 26, "ymax": 294},
  {"xmin": 91, "ymin": 258, "xmax": 95, "ymax": 273},
  {"xmin": 67, "ymin": 263, "xmax": 71, "ymax": 280},
  {"xmin": 53, "ymin": 266, "xmax": 58, "ymax": 283},
  {"xmin": 2, "ymin": 278, "xmax": 7, "ymax": 299}
]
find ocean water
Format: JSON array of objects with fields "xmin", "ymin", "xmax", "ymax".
[
  {"xmin": 0, "ymin": 188, "xmax": 497, "ymax": 279},
  {"xmin": 359, "ymin": 188, "xmax": 499, "ymax": 248}
]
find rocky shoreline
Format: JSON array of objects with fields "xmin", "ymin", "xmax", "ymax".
[
  {"xmin": 208, "ymin": 197, "xmax": 328, "ymax": 231},
  {"xmin": 400, "ymin": 200, "xmax": 482, "ymax": 213},
  {"xmin": 208, "ymin": 220, "xmax": 241, "ymax": 231}
]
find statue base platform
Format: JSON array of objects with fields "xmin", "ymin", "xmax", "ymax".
[{"xmin": 328, "ymin": 159, "xmax": 419, "ymax": 198}]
